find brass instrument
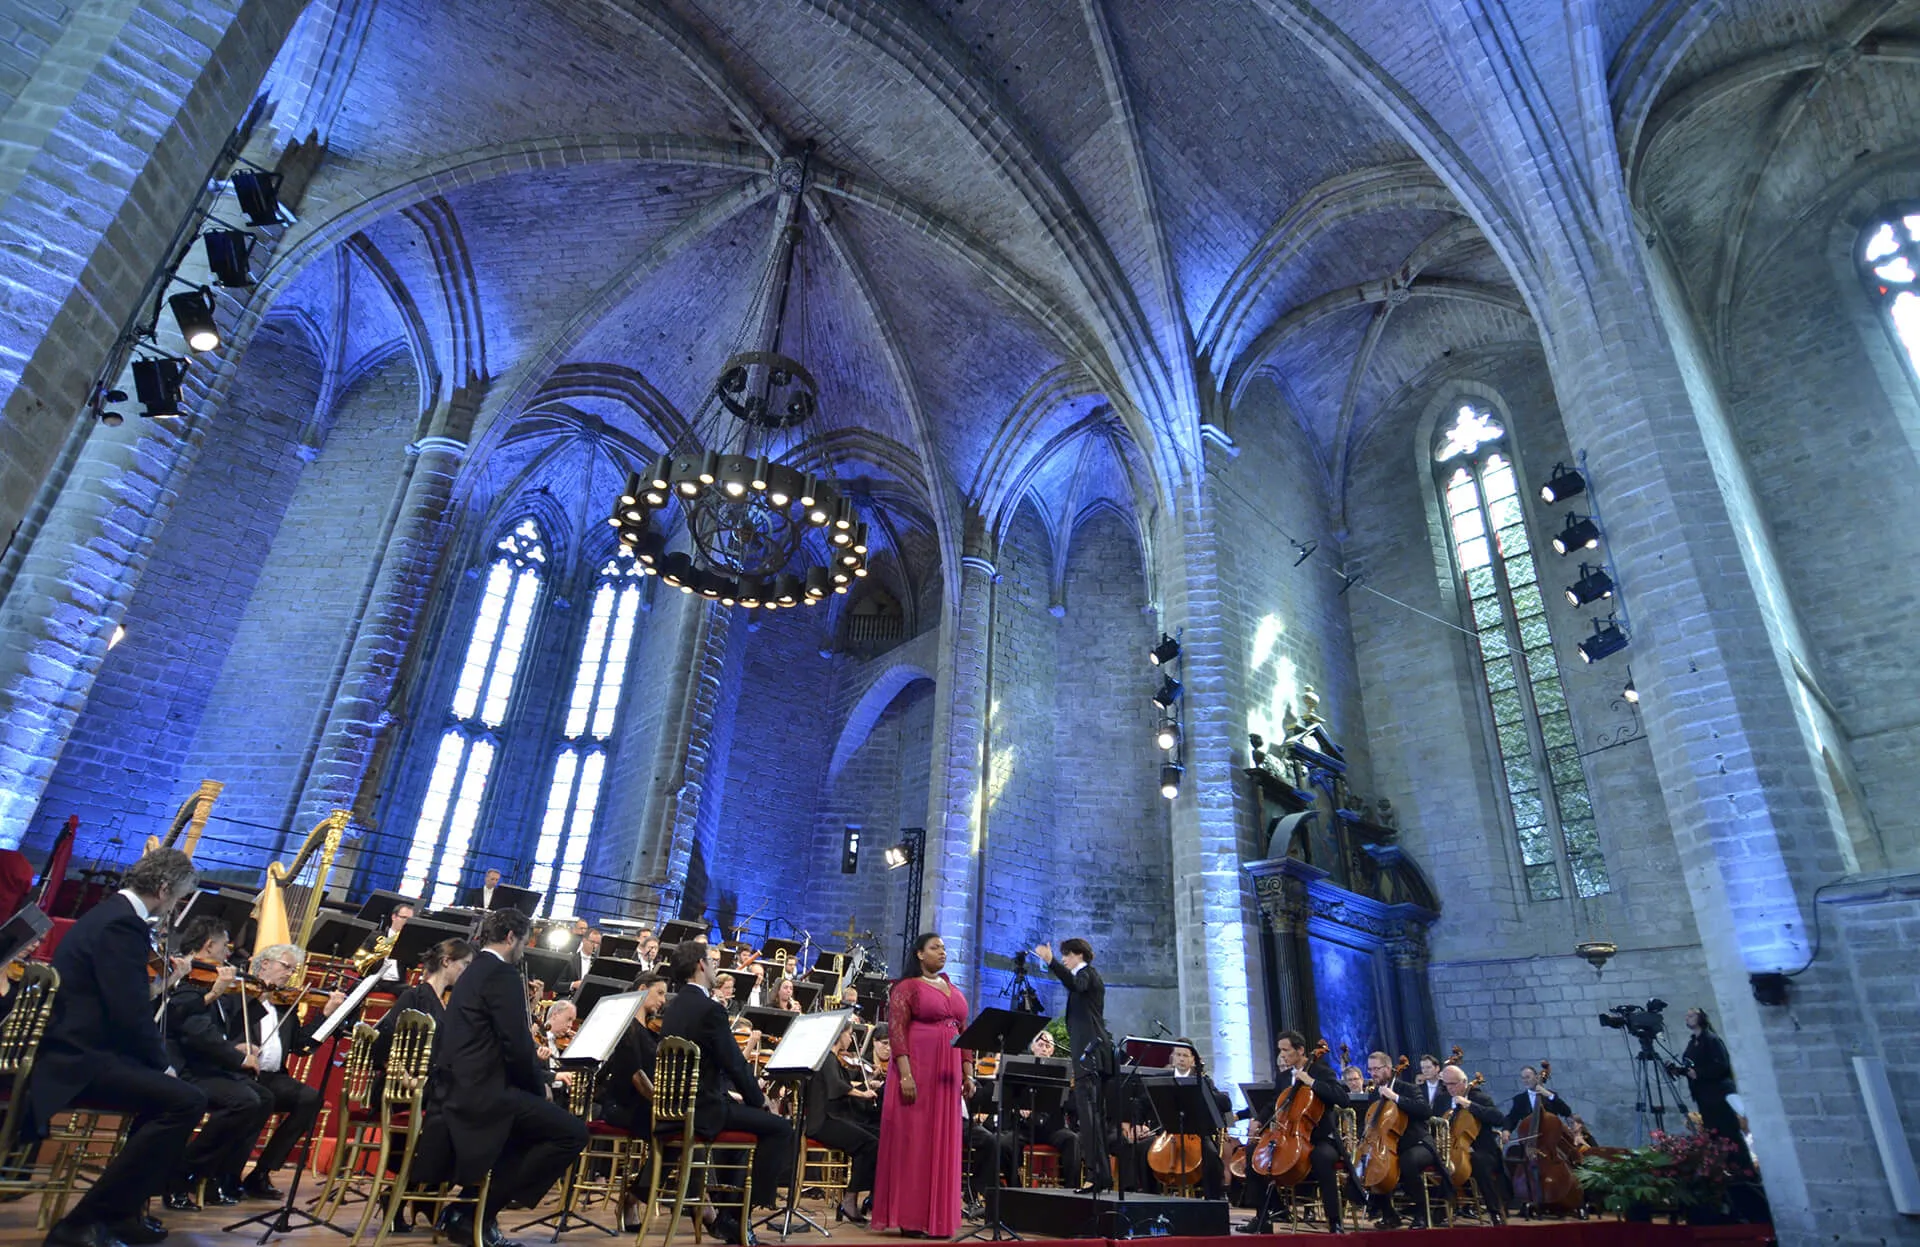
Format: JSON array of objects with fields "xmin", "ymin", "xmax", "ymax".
[
  {"xmin": 350, "ymin": 929, "xmax": 397, "ymax": 975},
  {"xmin": 1337, "ymin": 1105, "xmax": 1360, "ymax": 1159},
  {"xmin": 252, "ymin": 810, "xmax": 348, "ymax": 954},
  {"xmin": 145, "ymin": 779, "xmax": 224, "ymax": 857}
]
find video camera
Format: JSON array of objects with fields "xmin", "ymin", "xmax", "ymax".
[
  {"xmin": 1597, "ymin": 998, "xmax": 1668, "ymax": 1039},
  {"xmin": 1006, "ymin": 949, "xmax": 1042, "ymax": 1014}
]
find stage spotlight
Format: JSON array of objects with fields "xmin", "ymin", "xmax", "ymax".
[
  {"xmin": 1149, "ymin": 634, "xmax": 1181, "ymax": 666},
  {"xmin": 203, "ymin": 229, "xmax": 256, "ymax": 288},
  {"xmin": 884, "ymin": 842, "xmax": 916, "ymax": 870},
  {"xmin": 1551, "ymin": 513, "xmax": 1600, "ymax": 556},
  {"xmin": 1577, "ymin": 617, "xmax": 1629, "ymax": 663},
  {"xmin": 1622, "ymin": 672, "xmax": 1639, "ymax": 704},
  {"xmin": 1159, "ymin": 764, "xmax": 1185, "ymax": 800},
  {"xmin": 1540, "ymin": 462, "xmax": 1587, "ymax": 504},
  {"xmin": 132, "ymin": 356, "xmax": 187, "ymax": 418},
  {"xmin": 231, "ymin": 169, "xmax": 285, "ymax": 227},
  {"xmin": 1564, "ymin": 564, "xmax": 1614, "ymax": 607},
  {"xmin": 841, "ymin": 827, "xmax": 861, "ymax": 875},
  {"xmin": 168, "ymin": 286, "xmax": 221, "ymax": 352},
  {"xmin": 1151, "ymin": 676, "xmax": 1183, "ymax": 709},
  {"xmin": 544, "ymin": 925, "xmax": 572, "ymax": 950},
  {"xmin": 1154, "ymin": 720, "xmax": 1180, "ymax": 752}
]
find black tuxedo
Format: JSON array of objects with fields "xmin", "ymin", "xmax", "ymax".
[
  {"xmin": 430, "ymin": 950, "xmax": 586, "ymax": 1217},
  {"xmin": 461, "ymin": 885, "xmax": 501, "ymax": 911},
  {"xmin": 563, "ymin": 946, "xmax": 592, "ymax": 993},
  {"xmin": 659, "ymin": 982, "xmax": 793, "ymax": 1206},
  {"xmin": 1453, "ymin": 1086, "xmax": 1507, "ymax": 1219},
  {"xmin": 200, "ymin": 989, "xmax": 331, "ymax": 1182},
  {"xmin": 1046, "ymin": 959, "xmax": 1112, "ymax": 1191},
  {"xmin": 26, "ymin": 893, "xmax": 207, "ymax": 1228},
  {"xmin": 1503, "ymin": 1087, "xmax": 1572, "ymax": 1132},
  {"xmin": 165, "ymin": 984, "xmax": 273, "ymax": 1190},
  {"xmin": 1249, "ymin": 1061, "xmax": 1349, "ymax": 1230},
  {"xmin": 1359, "ymin": 1079, "xmax": 1446, "ymax": 1221},
  {"xmin": 804, "ymin": 1056, "xmax": 877, "ymax": 1197},
  {"xmin": 1420, "ymin": 1078, "xmax": 1450, "ymax": 1118}
]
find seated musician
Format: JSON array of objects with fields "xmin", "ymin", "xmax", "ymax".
[
  {"xmin": 1108, "ymin": 1071, "xmax": 1158, "ymax": 1193},
  {"xmin": 769, "ymin": 977, "xmax": 800, "ymax": 1013},
  {"xmin": 660, "ymin": 939, "xmax": 795, "ymax": 1239},
  {"xmin": 162, "ymin": 917, "xmax": 273, "ymax": 1210},
  {"xmin": 1246, "ymin": 1031, "xmax": 1348, "ymax": 1233},
  {"xmin": 460, "ymin": 868, "xmax": 506, "ymax": 911},
  {"xmin": 1503, "ymin": 1064, "xmax": 1572, "ymax": 1132},
  {"xmin": 1359, "ymin": 1050, "xmax": 1446, "ymax": 1229},
  {"xmin": 427, "ymin": 907, "xmax": 588, "ymax": 1247},
  {"xmin": 598, "ymin": 974, "xmax": 668, "ymax": 1131},
  {"xmin": 807, "ymin": 1023, "xmax": 878, "ymax": 1223},
  {"xmin": 840, "ymin": 984, "xmax": 862, "ymax": 1018},
  {"xmin": 220, "ymin": 943, "xmax": 349, "ymax": 1199},
  {"xmin": 1439, "ymin": 1064, "xmax": 1506, "ymax": 1223},
  {"xmin": 28, "ymin": 848, "xmax": 207, "ymax": 1247},
  {"xmin": 539, "ymin": 1000, "xmax": 580, "ymax": 1099},
  {"xmin": 361, "ymin": 902, "xmax": 413, "ymax": 952},
  {"xmin": 1019, "ymin": 1031, "xmax": 1079, "ymax": 1187},
  {"xmin": 855, "ymin": 1027, "xmax": 889, "ymax": 1130},
  {"xmin": 1341, "ymin": 1065, "xmax": 1367, "ymax": 1098},
  {"xmin": 1167, "ymin": 1039, "xmax": 1232, "ymax": 1199},
  {"xmin": 635, "ymin": 934, "xmax": 661, "ymax": 973},
  {"xmin": 560, "ymin": 921, "xmax": 598, "ymax": 995}
]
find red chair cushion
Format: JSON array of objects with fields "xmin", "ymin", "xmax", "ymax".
[
  {"xmin": 708, "ymin": 1130, "xmax": 759, "ymax": 1144},
  {"xmin": 587, "ymin": 1120, "xmax": 633, "ymax": 1138},
  {"xmin": 1026, "ymin": 1144, "xmax": 1059, "ymax": 1156}
]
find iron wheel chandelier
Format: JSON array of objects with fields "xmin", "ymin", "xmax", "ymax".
[{"xmin": 609, "ymin": 148, "xmax": 869, "ymax": 609}]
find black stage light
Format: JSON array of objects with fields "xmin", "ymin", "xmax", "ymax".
[
  {"xmin": 202, "ymin": 229, "xmax": 255, "ymax": 287},
  {"xmin": 1154, "ymin": 720, "xmax": 1180, "ymax": 752},
  {"xmin": 1540, "ymin": 462, "xmax": 1587, "ymax": 504},
  {"xmin": 132, "ymin": 356, "xmax": 187, "ymax": 418},
  {"xmin": 231, "ymin": 169, "xmax": 285, "ymax": 227},
  {"xmin": 1577, "ymin": 617, "xmax": 1629, "ymax": 663},
  {"xmin": 1159, "ymin": 764, "xmax": 1184, "ymax": 800},
  {"xmin": 168, "ymin": 286, "xmax": 221, "ymax": 352},
  {"xmin": 1149, "ymin": 633, "xmax": 1181, "ymax": 666},
  {"xmin": 841, "ymin": 827, "xmax": 861, "ymax": 875},
  {"xmin": 1622, "ymin": 674, "xmax": 1639, "ymax": 704},
  {"xmin": 1564, "ymin": 564, "xmax": 1614, "ymax": 607},
  {"xmin": 884, "ymin": 842, "xmax": 916, "ymax": 870},
  {"xmin": 1552, "ymin": 513, "xmax": 1600, "ymax": 556},
  {"xmin": 1151, "ymin": 676, "xmax": 1183, "ymax": 709}
]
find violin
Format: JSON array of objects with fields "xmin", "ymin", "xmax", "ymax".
[
  {"xmin": 646, "ymin": 1014, "xmax": 664, "ymax": 1034},
  {"xmin": 1505, "ymin": 1059, "xmax": 1583, "ymax": 1214},
  {"xmin": 1357, "ymin": 1055, "xmax": 1412, "ymax": 1195},
  {"xmin": 1252, "ymin": 1038, "xmax": 1328, "ymax": 1184}
]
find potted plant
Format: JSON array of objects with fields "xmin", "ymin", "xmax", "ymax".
[
  {"xmin": 1575, "ymin": 1146, "xmax": 1682, "ymax": 1221},
  {"xmin": 1575, "ymin": 1130, "xmax": 1753, "ymax": 1223},
  {"xmin": 1651, "ymin": 1129, "xmax": 1752, "ymax": 1224}
]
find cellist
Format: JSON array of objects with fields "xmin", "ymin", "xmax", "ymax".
[
  {"xmin": 1246, "ymin": 1031, "xmax": 1348, "ymax": 1233},
  {"xmin": 1439, "ymin": 1064, "xmax": 1507, "ymax": 1223},
  {"xmin": 1359, "ymin": 1051, "xmax": 1446, "ymax": 1229},
  {"xmin": 1164, "ymin": 1041, "xmax": 1231, "ymax": 1199}
]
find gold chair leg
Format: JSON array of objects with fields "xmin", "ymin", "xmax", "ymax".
[
  {"xmin": 634, "ymin": 1141, "xmax": 664, "ymax": 1244},
  {"xmin": 661, "ymin": 1147, "xmax": 697, "ymax": 1247}
]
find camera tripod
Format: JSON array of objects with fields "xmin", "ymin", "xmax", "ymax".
[{"xmin": 1624, "ymin": 1032, "xmax": 1692, "ymax": 1143}]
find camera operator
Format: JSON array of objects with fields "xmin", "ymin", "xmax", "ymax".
[{"xmin": 1671, "ymin": 1009, "xmax": 1750, "ymax": 1167}]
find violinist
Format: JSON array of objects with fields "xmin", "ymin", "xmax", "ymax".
[
  {"xmin": 1503, "ymin": 1064, "xmax": 1571, "ymax": 1132},
  {"xmin": 1247, "ymin": 1031, "xmax": 1347, "ymax": 1234},
  {"xmin": 1359, "ymin": 1050, "xmax": 1444, "ymax": 1229},
  {"xmin": 1439, "ymin": 1064, "xmax": 1507, "ymax": 1223},
  {"xmin": 222, "ymin": 943, "xmax": 350, "ymax": 1199},
  {"xmin": 539, "ymin": 1000, "xmax": 579, "ymax": 1099},
  {"xmin": 162, "ymin": 917, "xmax": 273, "ymax": 1211},
  {"xmin": 1167, "ymin": 1041, "xmax": 1231, "ymax": 1199},
  {"xmin": 27, "ymin": 847, "xmax": 206, "ymax": 1247},
  {"xmin": 599, "ymin": 974, "xmax": 668, "ymax": 1132},
  {"xmin": 806, "ymin": 1024, "xmax": 879, "ymax": 1223}
]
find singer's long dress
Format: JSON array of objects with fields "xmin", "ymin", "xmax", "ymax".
[{"xmin": 871, "ymin": 974, "xmax": 968, "ymax": 1237}]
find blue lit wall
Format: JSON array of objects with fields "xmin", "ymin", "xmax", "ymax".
[{"xmin": 1309, "ymin": 933, "xmax": 1384, "ymax": 1060}]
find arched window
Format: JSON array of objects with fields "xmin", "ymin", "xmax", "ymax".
[
  {"xmin": 399, "ymin": 517, "xmax": 547, "ymax": 907},
  {"xmin": 1859, "ymin": 207, "xmax": 1920, "ymax": 381},
  {"xmin": 1435, "ymin": 405, "xmax": 1609, "ymax": 901},
  {"xmin": 532, "ymin": 550, "xmax": 645, "ymax": 917}
]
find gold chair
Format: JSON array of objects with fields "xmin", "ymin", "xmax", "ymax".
[
  {"xmin": 0, "ymin": 966, "xmax": 60, "ymax": 1203},
  {"xmin": 799, "ymin": 1140, "xmax": 849, "ymax": 1206},
  {"xmin": 518, "ymin": 1063, "xmax": 635, "ymax": 1236},
  {"xmin": 1019, "ymin": 1143, "xmax": 1060, "ymax": 1188},
  {"xmin": 311, "ymin": 1022, "xmax": 382, "ymax": 1222},
  {"xmin": 634, "ymin": 1036, "xmax": 757, "ymax": 1247},
  {"xmin": 352, "ymin": 1010, "xmax": 487, "ymax": 1247}
]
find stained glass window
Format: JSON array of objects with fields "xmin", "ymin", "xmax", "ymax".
[
  {"xmin": 1859, "ymin": 209, "xmax": 1920, "ymax": 381},
  {"xmin": 1436, "ymin": 406, "xmax": 1610, "ymax": 900},
  {"xmin": 531, "ymin": 551, "xmax": 645, "ymax": 917},
  {"xmin": 400, "ymin": 518, "xmax": 547, "ymax": 908}
]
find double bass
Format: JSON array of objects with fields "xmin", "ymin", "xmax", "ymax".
[
  {"xmin": 1443, "ymin": 1046, "xmax": 1485, "ymax": 1185},
  {"xmin": 1250, "ymin": 1038, "xmax": 1329, "ymax": 1184},
  {"xmin": 1506, "ymin": 1060, "xmax": 1583, "ymax": 1213},
  {"xmin": 1356, "ymin": 1055, "xmax": 1412, "ymax": 1194}
]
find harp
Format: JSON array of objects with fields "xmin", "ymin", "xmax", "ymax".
[
  {"xmin": 252, "ymin": 809, "xmax": 348, "ymax": 954},
  {"xmin": 144, "ymin": 779, "xmax": 224, "ymax": 857}
]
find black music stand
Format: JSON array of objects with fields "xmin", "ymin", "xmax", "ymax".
[
  {"xmin": 521, "ymin": 946, "xmax": 571, "ymax": 993},
  {"xmin": 790, "ymin": 981, "xmax": 824, "ymax": 1012},
  {"xmin": 586, "ymin": 955, "xmax": 642, "ymax": 984},
  {"xmin": 385, "ymin": 915, "xmax": 468, "ymax": 974},
  {"xmin": 1141, "ymin": 1074, "xmax": 1225, "ymax": 1196},
  {"xmin": 571, "ymin": 974, "xmax": 631, "ymax": 1019},
  {"xmin": 658, "ymin": 919, "xmax": 710, "ymax": 948},
  {"xmin": 186, "ymin": 885, "xmax": 260, "ymax": 952},
  {"xmin": 599, "ymin": 934, "xmax": 640, "ymax": 960},
  {"xmin": 489, "ymin": 884, "xmax": 539, "ymax": 916},
  {"xmin": 853, "ymin": 973, "xmax": 891, "ymax": 1021},
  {"xmin": 955, "ymin": 1008, "xmax": 1050, "ymax": 1242},
  {"xmin": 354, "ymin": 890, "xmax": 419, "ymax": 927},
  {"xmin": 306, "ymin": 912, "xmax": 375, "ymax": 960},
  {"xmin": 997, "ymin": 1056, "xmax": 1070, "ymax": 1199},
  {"xmin": 755, "ymin": 1010, "xmax": 854, "ymax": 1239}
]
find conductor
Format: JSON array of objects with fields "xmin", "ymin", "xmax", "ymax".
[{"xmin": 1033, "ymin": 938, "xmax": 1112, "ymax": 1193}]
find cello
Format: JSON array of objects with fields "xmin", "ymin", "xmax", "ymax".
[
  {"xmin": 1506, "ymin": 1060, "xmax": 1584, "ymax": 1214},
  {"xmin": 1443, "ymin": 1047, "xmax": 1485, "ymax": 1185},
  {"xmin": 1251, "ymin": 1038, "xmax": 1329, "ymax": 1184},
  {"xmin": 1357, "ymin": 1055, "xmax": 1412, "ymax": 1195}
]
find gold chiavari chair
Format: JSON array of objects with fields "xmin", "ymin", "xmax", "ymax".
[
  {"xmin": 0, "ymin": 966, "xmax": 60, "ymax": 1207},
  {"xmin": 311, "ymin": 1022, "xmax": 381, "ymax": 1222},
  {"xmin": 635, "ymin": 1036, "xmax": 757, "ymax": 1247},
  {"xmin": 353, "ymin": 1011, "xmax": 487, "ymax": 1247}
]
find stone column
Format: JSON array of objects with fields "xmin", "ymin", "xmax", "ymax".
[
  {"xmin": 1387, "ymin": 929, "xmax": 1435, "ymax": 1057},
  {"xmin": 292, "ymin": 436, "xmax": 466, "ymax": 838},
  {"xmin": 1247, "ymin": 856, "xmax": 1318, "ymax": 1039},
  {"xmin": 922, "ymin": 538, "xmax": 995, "ymax": 983},
  {"xmin": 644, "ymin": 593, "xmax": 735, "ymax": 915}
]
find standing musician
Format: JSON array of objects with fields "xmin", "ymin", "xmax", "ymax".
[
  {"xmin": 1360, "ymin": 1050, "xmax": 1444, "ymax": 1229},
  {"xmin": 1033, "ymin": 938, "xmax": 1111, "ymax": 1193},
  {"xmin": 27, "ymin": 848, "xmax": 207, "ymax": 1247},
  {"xmin": 429, "ymin": 907, "xmax": 588, "ymax": 1247},
  {"xmin": 1439, "ymin": 1064, "xmax": 1507, "ymax": 1223},
  {"xmin": 660, "ymin": 939, "xmax": 794, "ymax": 1238},
  {"xmin": 162, "ymin": 917, "xmax": 273, "ymax": 1210},
  {"xmin": 1247, "ymin": 1031, "xmax": 1348, "ymax": 1234},
  {"xmin": 1503, "ymin": 1064, "xmax": 1572, "ymax": 1132},
  {"xmin": 807, "ymin": 1024, "xmax": 879, "ymax": 1223},
  {"xmin": 1166, "ymin": 1041, "xmax": 1231, "ymax": 1199}
]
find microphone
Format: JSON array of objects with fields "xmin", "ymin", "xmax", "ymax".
[{"xmin": 1152, "ymin": 1018, "xmax": 1172, "ymax": 1038}]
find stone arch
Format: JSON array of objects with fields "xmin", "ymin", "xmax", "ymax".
[{"xmin": 829, "ymin": 662, "xmax": 936, "ymax": 784}]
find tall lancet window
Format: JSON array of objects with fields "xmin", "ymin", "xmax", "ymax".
[
  {"xmin": 1435, "ymin": 405, "xmax": 1609, "ymax": 901},
  {"xmin": 400, "ymin": 517, "xmax": 547, "ymax": 908},
  {"xmin": 1859, "ymin": 208, "xmax": 1920, "ymax": 381},
  {"xmin": 532, "ymin": 551, "xmax": 643, "ymax": 917}
]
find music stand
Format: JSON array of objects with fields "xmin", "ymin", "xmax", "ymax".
[
  {"xmin": 354, "ymin": 890, "xmax": 419, "ymax": 928},
  {"xmin": 519, "ymin": 992, "xmax": 647, "ymax": 1237},
  {"xmin": 521, "ymin": 946, "xmax": 571, "ymax": 994},
  {"xmin": 0, "ymin": 905, "xmax": 51, "ymax": 965},
  {"xmin": 716, "ymin": 968, "xmax": 760, "ymax": 1008},
  {"xmin": 740, "ymin": 1007, "xmax": 800, "ymax": 1043},
  {"xmin": 599, "ymin": 934, "xmax": 640, "ymax": 960},
  {"xmin": 1120, "ymin": 1036, "xmax": 1180, "ymax": 1068},
  {"xmin": 386, "ymin": 915, "xmax": 469, "ymax": 974},
  {"xmin": 998, "ymin": 1056, "xmax": 1070, "ymax": 1205},
  {"xmin": 756, "ymin": 1010, "xmax": 854, "ymax": 1239},
  {"xmin": 587, "ymin": 955, "xmax": 642, "ymax": 984},
  {"xmin": 658, "ymin": 919, "xmax": 710, "ymax": 948},
  {"xmin": 491, "ymin": 884, "xmax": 539, "ymax": 917},
  {"xmin": 853, "ymin": 973, "xmax": 891, "ymax": 1021},
  {"xmin": 186, "ymin": 885, "xmax": 260, "ymax": 951},
  {"xmin": 954, "ymin": 1008, "xmax": 1050, "ymax": 1242},
  {"xmin": 1141, "ymin": 1074, "xmax": 1226, "ymax": 1197},
  {"xmin": 790, "ymin": 981, "xmax": 824, "ymax": 1013},
  {"xmin": 571, "ymin": 975, "xmax": 631, "ymax": 1020},
  {"xmin": 306, "ymin": 912, "xmax": 376, "ymax": 959}
]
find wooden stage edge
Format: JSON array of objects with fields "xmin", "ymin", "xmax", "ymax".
[{"xmin": 0, "ymin": 1194, "xmax": 1776, "ymax": 1247}]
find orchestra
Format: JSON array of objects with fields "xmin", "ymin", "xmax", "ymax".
[{"xmin": 0, "ymin": 846, "xmax": 1759, "ymax": 1247}]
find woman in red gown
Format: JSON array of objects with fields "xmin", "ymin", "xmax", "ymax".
[{"xmin": 872, "ymin": 933, "xmax": 973, "ymax": 1237}]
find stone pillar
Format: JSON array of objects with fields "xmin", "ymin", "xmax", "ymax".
[
  {"xmin": 1386, "ymin": 929, "xmax": 1435, "ymax": 1057},
  {"xmin": 1247, "ymin": 856, "xmax": 1319, "ymax": 1040},
  {"xmin": 292, "ymin": 436, "xmax": 466, "ymax": 838},
  {"xmin": 646, "ymin": 593, "xmax": 736, "ymax": 916},
  {"xmin": 1161, "ymin": 478, "xmax": 1260, "ymax": 1094},
  {"xmin": 922, "ymin": 540, "xmax": 995, "ymax": 983}
]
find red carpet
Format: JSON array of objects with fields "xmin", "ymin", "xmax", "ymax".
[{"xmin": 1068, "ymin": 1225, "xmax": 1773, "ymax": 1246}]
